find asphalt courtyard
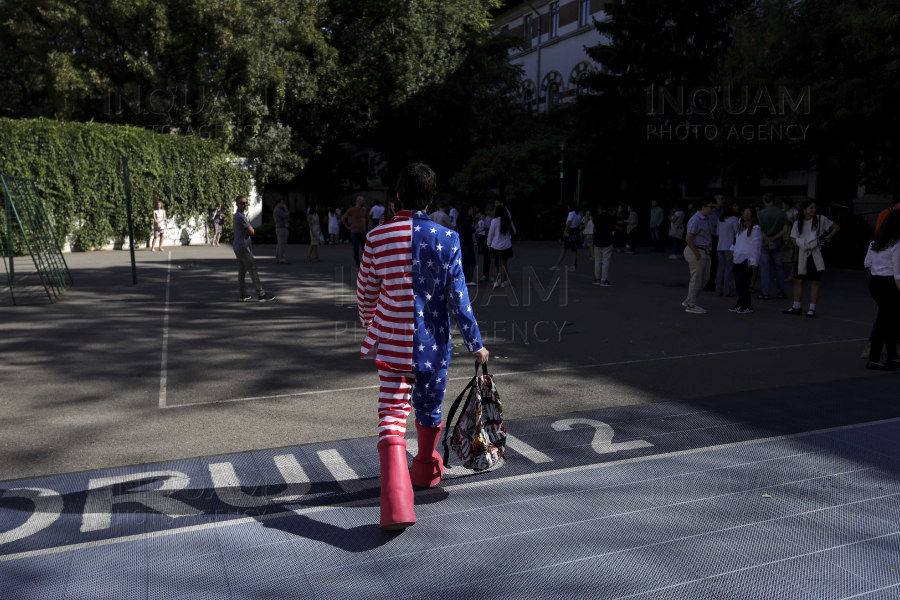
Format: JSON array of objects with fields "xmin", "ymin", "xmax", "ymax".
[{"xmin": 1, "ymin": 240, "xmax": 898, "ymax": 599}]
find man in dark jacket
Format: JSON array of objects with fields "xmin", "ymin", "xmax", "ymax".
[{"xmin": 593, "ymin": 206, "xmax": 617, "ymax": 286}]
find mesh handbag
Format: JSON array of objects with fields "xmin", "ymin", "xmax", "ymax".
[{"xmin": 442, "ymin": 362, "xmax": 507, "ymax": 471}]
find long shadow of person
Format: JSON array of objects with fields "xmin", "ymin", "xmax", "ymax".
[{"xmin": 259, "ymin": 489, "xmax": 450, "ymax": 551}]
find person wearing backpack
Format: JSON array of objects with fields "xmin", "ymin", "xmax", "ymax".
[{"xmin": 357, "ymin": 163, "xmax": 489, "ymax": 530}]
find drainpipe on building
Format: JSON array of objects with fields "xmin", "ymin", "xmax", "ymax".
[{"xmin": 524, "ymin": 0, "xmax": 543, "ymax": 108}]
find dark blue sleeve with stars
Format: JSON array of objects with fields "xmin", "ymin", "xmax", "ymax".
[{"xmin": 410, "ymin": 212, "xmax": 484, "ymax": 372}]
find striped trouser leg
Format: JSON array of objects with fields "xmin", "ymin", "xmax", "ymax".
[{"xmin": 377, "ymin": 369, "xmax": 415, "ymax": 439}]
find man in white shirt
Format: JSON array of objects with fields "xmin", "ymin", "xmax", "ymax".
[
  {"xmin": 550, "ymin": 205, "xmax": 583, "ymax": 271},
  {"xmin": 368, "ymin": 200, "xmax": 385, "ymax": 231},
  {"xmin": 449, "ymin": 205, "xmax": 459, "ymax": 230}
]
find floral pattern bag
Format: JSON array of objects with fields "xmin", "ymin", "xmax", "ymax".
[{"xmin": 442, "ymin": 363, "xmax": 506, "ymax": 471}]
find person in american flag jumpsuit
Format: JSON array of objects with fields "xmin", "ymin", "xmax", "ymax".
[{"xmin": 357, "ymin": 164, "xmax": 489, "ymax": 530}]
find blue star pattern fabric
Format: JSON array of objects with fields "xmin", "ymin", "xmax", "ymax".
[
  {"xmin": 409, "ymin": 210, "xmax": 483, "ymax": 372},
  {"xmin": 410, "ymin": 368, "xmax": 448, "ymax": 428}
]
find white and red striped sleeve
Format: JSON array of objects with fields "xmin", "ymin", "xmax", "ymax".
[
  {"xmin": 359, "ymin": 217, "xmax": 415, "ymax": 370},
  {"xmin": 357, "ymin": 237, "xmax": 381, "ymax": 327}
]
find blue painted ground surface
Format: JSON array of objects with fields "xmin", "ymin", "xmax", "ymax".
[{"xmin": 2, "ymin": 397, "xmax": 900, "ymax": 600}]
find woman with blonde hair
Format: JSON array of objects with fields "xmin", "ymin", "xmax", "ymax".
[
  {"xmin": 307, "ymin": 202, "xmax": 324, "ymax": 262},
  {"xmin": 382, "ymin": 201, "xmax": 397, "ymax": 223},
  {"xmin": 151, "ymin": 201, "xmax": 166, "ymax": 251}
]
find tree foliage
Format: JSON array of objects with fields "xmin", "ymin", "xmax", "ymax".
[
  {"xmin": 0, "ymin": 118, "xmax": 250, "ymax": 250},
  {"xmin": 581, "ymin": 0, "xmax": 751, "ymax": 194},
  {"xmin": 718, "ymin": 0, "xmax": 900, "ymax": 191},
  {"xmin": 0, "ymin": 0, "xmax": 502, "ymax": 184}
]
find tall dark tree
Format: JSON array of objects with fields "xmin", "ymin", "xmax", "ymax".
[
  {"xmin": 718, "ymin": 0, "xmax": 900, "ymax": 193},
  {"xmin": 579, "ymin": 0, "xmax": 751, "ymax": 196},
  {"xmin": 0, "ymin": 0, "xmax": 503, "ymax": 183},
  {"xmin": 367, "ymin": 29, "xmax": 526, "ymax": 197}
]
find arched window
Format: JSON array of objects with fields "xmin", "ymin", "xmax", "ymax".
[
  {"xmin": 523, "ymin": 89, "xmax": 533, "ymax": 109},
  {"xmin": 548, "ymin": 82, "xmax": 560, "ymax": 111}
]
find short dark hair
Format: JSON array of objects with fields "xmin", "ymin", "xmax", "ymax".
[
  {"xmin": 396, "ymin": 163, "xmax": 436, "ymax": 209},
  {"xmin": 762, "ymin": 193, "xmax": 774, "ymax": 204},
  {"xmin": 438, "ymin": 200, "xmax": 450, "ymax": 210},
  {"xmin": 235, "ymin": 196, "xmax": 247, "ymax": 204}
]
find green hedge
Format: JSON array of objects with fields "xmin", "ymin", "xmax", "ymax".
[{"xmin": 0, "ymin": 118, "xmax": 250, "ymax": 251}]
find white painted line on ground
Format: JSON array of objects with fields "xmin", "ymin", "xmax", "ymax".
[
  {"xmin": 163, "ymin": 337, "xmax": 868, "ymax": 408},
  {"xmin": 504, "ymin": 434, "xmax": 554, "ymax": 463},
  {"xmin": 316, "ymin": 449, "xmax": 365, "ymax": 493},
  {"xmin": 158, "ymin": 251, "xmax": 172, "ymax": 409},
  {"xmin": 1, "ymin": 415, "xmax": 896, "ymax": 562}
]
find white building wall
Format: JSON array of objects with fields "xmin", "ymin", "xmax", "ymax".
[{"xmin": 496, "ymin": 0, "xmax": 609, "ymax": 110}]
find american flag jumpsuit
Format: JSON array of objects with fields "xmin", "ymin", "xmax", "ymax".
[{"xmin": 357, "ymin": 210, "xmax": 484, "ymax": 439}]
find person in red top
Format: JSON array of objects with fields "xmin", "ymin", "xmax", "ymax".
[
  {"xmin": 341, "ymin": 196, "xmax": 368, "ymax": 267},
  {"xmin": 876, "ymin": 196, "xmax": 899, "ymax": 232},
  {"xmin": 863, "ymin": 194, "xmax": 900, "ymax": 358}
]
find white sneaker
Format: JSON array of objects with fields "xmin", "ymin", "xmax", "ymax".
[
  {"xmin": 566, "ymin": 266, "xmax": 575, "ymax": 270},
  {"xmin": 685, "ymin": 306, "xmax": 707, "ymax": 314},
  {"xmin": 681, "ymin": 301, "xmax": 691, "ymax": 308},
  {"xmin": 150, "ymin": 248, "xmax": 156, "ymax": 252},
  {"xmin": 466, "ymin": 281, "xmax": 476, "ymax": 286},
  {"xmin": 549, "ymin": 266, "xmax": 560, "ymax": 271},
  {"xmin": 493, "ymin": 282, "xmax": 501, "ymax": 289},
  {"xmin": 501, "ymin": 281, "xmax": 509, "ymax": 288}
]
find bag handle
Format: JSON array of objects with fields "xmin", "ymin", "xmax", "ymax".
[{"xmin": 441, "ymin": 361, "xmax": 488, "ymax": 467}]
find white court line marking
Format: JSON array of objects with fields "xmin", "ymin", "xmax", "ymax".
[
  {"xmin": 163, "ymin": 337, "xmax": 867, "ymax": 408},
  {"xmin": 158, "ymin": 251, "xmax": 172, "ymax": 409},
  {"xmin": 2, "ymin": 415, "xmax": 897, "ymax": 562},
  {"xmin": 504, "ymin": 434, "xmax": 554, "ymax": 463},
  {"xmin": 316, "ymin": 449, "xmax": 364, "ymax": 493}
]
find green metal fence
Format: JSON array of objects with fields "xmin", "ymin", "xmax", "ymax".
[{"xmin": 1, "ymin": 174, "xmax": 73, "ymax": 304}]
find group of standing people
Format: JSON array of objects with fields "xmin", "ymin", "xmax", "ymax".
[
  {"xmin": 679, "ymin": 193, "xmax": 841, "ymax": 315},
  {"xmin": 425, "ymin": 199, "xmax": 517, "ymax": 290}
]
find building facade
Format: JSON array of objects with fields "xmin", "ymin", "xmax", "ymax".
[
  {"xmin": 491, "ymin": 1, "xmax": 837, "ymax": 210},
  {"xmin": 494, "ymin": 0, "xmax": 611, "ymax": 112}
]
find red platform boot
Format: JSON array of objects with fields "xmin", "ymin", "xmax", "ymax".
[
  {"xmin": 410, "ymin": 421, "xmax": 444, "ymax": 488},
  {"xmin": 377, "ymin": 436, "xmax": 416, "ymax": 530}
]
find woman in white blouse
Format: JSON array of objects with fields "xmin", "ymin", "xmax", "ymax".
[
  {"xmin": 730, "ymin": 206, "xmax": 763, "ymax": 314},
  {"xmin": 327, "ymin": 207, "xmax": 340, "ymax": 245},
  {"xmin": 784, "ymin": 200, "xmax": 841, "ymax": 318},
  {"xmin": 863, "ymin": 210, "xmax": 900, "ymax": 370},
  {"xmin": 487, "ymin": 205, "xmax": 516, "ymax": 289}
]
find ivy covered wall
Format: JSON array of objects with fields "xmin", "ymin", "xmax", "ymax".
[{"xmin": 0, "ymin": 118, "xmax": 251, "ymax": 251}]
